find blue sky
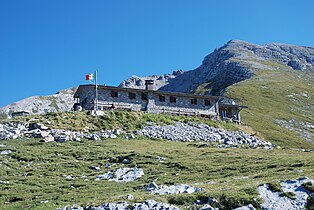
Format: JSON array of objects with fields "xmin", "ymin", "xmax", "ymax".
[{"xmin": 0, "ymin": 0, "xmax": 313, "ymax": 107}]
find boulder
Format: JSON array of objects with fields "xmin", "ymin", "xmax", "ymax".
[
  {"xmin": 90, "ymin": 166, "xmax": 100, "ymax": 170},
  {"xmin": 40, "ymin": 130, "xmax": 51, "ymax": 138},
  {"xmin": 146, "ymin": 182, "xmax": 159, "ymax": 191},
  {"xmin": 43, "ymin": 135, "xmax": 54, "ymax": 142},
  {"xmin": 96, "ymin": 168, "xmax": 144, "ymax": 182},
  {"xmin": 152, "ymin": 184, "xmax": 203, "ymax": 195},
  {"xmin": 122, "ymin": 158, "xmax": 131, "ymax": 164},
  {"xmin": 233, "ymin": 204, "xmax": 256, "ymax": 210},
  {"xmin": 127, "ymin": 194, "xmax": 134, "ymax": 200},
  {"xmin": 200, "ymin": 204, "xmax": 217, "ymax": 210},
  {"xmin": 31, "ymin": 123, "xmax": 49, "ymax": 130},
  {"xmin": 0, "ymin": 150, "xmax": 12, "ymax": 155},
  {"xmin": 95, "ymin": 172, "xmax": 113, "ymax": 181}
]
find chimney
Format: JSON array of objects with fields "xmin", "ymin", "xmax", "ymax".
[{"xmin": 145, "ymin": 80, "xmax": 155, "ymax": 90}]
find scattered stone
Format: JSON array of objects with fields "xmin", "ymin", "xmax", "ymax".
[
  {"xmin": 132, "ymin": 200, "xmax": 180, "ymax": 210},
  {"xmin": 96, "ymin": 172, "xmax": 113, "ymax": 181},
  {"xmin": 199, "ymin": 204, "xmax": 217, "ymax": 210},
  {"xmin": 86, "ymin": 134, "xmax": 100, "ymax": 141},
  {"xmin": 59, "ymin": 204, "xmax": 84, "ymax": 210},
  {"xmin": 96, "ymin": 168, "xmax": 144, "ymax": 182},
  {"xmin": 146, "ymin": 182, "xmax": 159, "ymax": 191},
  {"xmin": 258, "ymin": 177, "xmax": 314, "ymax": 210},
  {"xmin": 31, "ymin": 123, "xmax": 49, "ymax": 130},
  {"xmin": 90, "ymin": 166, "xmax": 100, "ymax": 170},
  {"xmin": 127, "ymin": 194, "xmax": 134, "ymax": 200},
  {"xmin": 113, "ymin": 129, "xmax": 122, "ymax": 135},
  {"xmin": 65, "ymin": 175, "xmax": 75, "ymax": 180},
  {"xmin": 150, "ymin": 184, "xmax": 203, "ymax": 195},
  {"xmin": 156, "ymin": 156, "xmax": 166, "ymax": 162},
  {"xmin": 39, "ymin": 130, "xmax": 50, "ymax": 138},
  {"xmin": 95, "ymin": 202, "xmax": 129, "ymax": 210},
  {"xmin": 125, "ymin": 133, "xmax": 136, "ymax": 139},
  {"xmin": 43, "ymin": 135, "xmax": 54, "ymax": 142},
  {"xmin": 0, "ymin": 150, "xmax": 12, "ymax": 155},
  {"xmin": 83, "ymin": 201, "xmax": 178, "ymax": 210},
  {"xmin": 109, "ymin": 134, "xmax": 117, "ymax": 139},
  {"xmin": 55, "ymin": 135, "xmax": 69, "ymax": 143},
  {"xmin": 233, "ymin": 204, "xmax": 256, "ymax": 210},
  {"xmin": 195, "ymin": 200, "xmax": 204, "ymax": 205},
  {"xmin": 122, "ymin": 158, "xmax": 131, "ymax": 164},
  {"xmin": 0, "ymin": 180, "xmax": 9, "ymax": 184},
  {"xmin": 0, "ymin": 121, "xmax": 124, "ymax": 143},
  {"xmin": 208, "ymin": 197, "xmax": 218, "ymax": 205},
  {"xmin": 112, "ymin": 168, "xmax": 144, "ymax": 182},
  {"xmin": 136, "ymin": 122, "xmax": 273, "ymax": 148}
]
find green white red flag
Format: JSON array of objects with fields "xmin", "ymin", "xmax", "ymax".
[{"xmin": 85, "ymin": 73, "xmax": 94, "ymax": 81}]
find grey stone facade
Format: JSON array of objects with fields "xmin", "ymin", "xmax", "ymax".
[{"xmin": 74, "ymin": 85, "xmax": 220, "ymax": 119}]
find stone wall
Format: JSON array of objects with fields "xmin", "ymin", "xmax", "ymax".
[
  {"xmin": 147, "ymin": 92, "xmax": 217, "ymax": 116},
  {"xmin": 77, "ymin": 86, "xmax": 219, "ymax": 117}
]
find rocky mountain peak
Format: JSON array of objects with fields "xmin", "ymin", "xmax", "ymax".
[
  {"xmin": 121, "ymin": 40, "xmax": 314, "ymax": 95},
  {"xmin": 0, "ymin": 88, "xmax": 77, "ymax": 119}
]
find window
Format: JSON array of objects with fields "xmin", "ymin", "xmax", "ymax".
[
  {"xmin": 204, "ymin": 99, "xmax": 211, "ymax": 106},
  {"xmin": 170, "ymin": 96, "xmax": 176, "ymax": 103},
  {"xmin": 141, "ymin": 93, "xmax": 148, "ymax": 100},
  {"xmin": 191, "ymin": 98, "xmax": 197, "ymax": 105},
  {"xmin": 129, "ymin": 92, "xmax": 136, "ymax": 99},
  {"xmin": 111, "ymin": 91, "xmax": 118, "ymax": 98},
  {"xmin": 159, "ymin": 95, "xmax": 165, "ymax": 102}
]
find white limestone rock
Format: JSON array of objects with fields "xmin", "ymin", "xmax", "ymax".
[
  {"xmin": 151, "ymin": 184, "xmax": 203, "ymax": 195},
  {"xmin": 96, "ymin": 168, "xmax": 144, "ymax": 182},
  {"xmin": 258, "ymin": 177, "xmax": 314, "ymax": 210}
]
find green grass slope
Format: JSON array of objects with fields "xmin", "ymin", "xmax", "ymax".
[
  {"xmin": 1, "ymin": 138, "xmax": 313, "ymax": 209},
  {"xmin": 224, "ymin": 60, "xmax": 314, "ymax": 149},
  {"xmin": 6, "ymin": 111, "xmax": 238, "ymax": 132}
]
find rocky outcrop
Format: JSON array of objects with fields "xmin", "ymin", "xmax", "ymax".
[
  {"xmin": 96, "ymin": 168, "xmax": 144, "ymax": 182},
  {"xmin": 0, "ymin": 121, "xmax": 122, "ymax": 142},
  {"xmin": 0, "ymin": 88, "xmax": 77, "ymax": 119},
  {"xmin": 146, "ymin": 182, "xmax": 204, "ymax": 195},
  {"xmin": 258, "ymin": 177, "xmax": 314, "ymax": 210},
  {"xmin": 135, "ymin": 122, "xmax": 274, "ymax": 148},
  {"xmin": 59, "ymin": 200, "xmax": 180, "ymax": 210},
  {"xmin": 119, "ymin": 70, "xmax": 184, "ymax": 90},
  {"xmin": 120, "ymin": 40, "xmax": 314, "ymax": 95},
  {"xmin": 1, "ymin": 121, "xmax": 272, "ymax": 148}
]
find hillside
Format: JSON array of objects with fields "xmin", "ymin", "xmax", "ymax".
[
  {"xmin": 121, "ymin": 40, "xmax": 314, "ymax": 147},
  {"xmin": 1, "ymin": 111, "xmax": 314, "ymax": 209},
  {"xmin": 0, "ymin": 88, "xmax": 77, "ymax": 120}
]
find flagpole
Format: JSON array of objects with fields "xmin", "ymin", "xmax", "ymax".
[{"xmin": 95, "ymin": 70, "xmax": 98, "ymax": 111}]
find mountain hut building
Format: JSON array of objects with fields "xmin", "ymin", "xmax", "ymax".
[{"xmin": 73, "ymin": 80, "xmax": 247, "ymax": 123}]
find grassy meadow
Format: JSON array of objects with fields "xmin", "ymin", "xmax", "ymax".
[
  {"xmin": 1, "ymin": 137, "xmax": 314, "ymax": 209},
  {"xmin": 1, "ymin": 80, "xmax": 314, "ymax": 209}
]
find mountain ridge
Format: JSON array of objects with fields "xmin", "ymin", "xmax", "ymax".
[{"xmin": 120, "ymin": 39, "xmax": 314, "ymax": 95}]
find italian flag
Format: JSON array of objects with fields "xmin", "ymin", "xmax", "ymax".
[{"xmin": 85, "ymin": 73, "xmax": 94, "ymax": 81}]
